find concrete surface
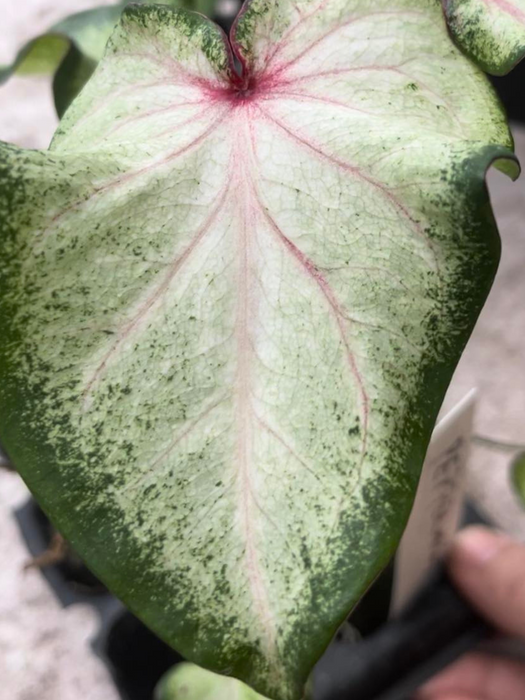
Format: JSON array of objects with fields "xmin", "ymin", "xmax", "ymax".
[
  {"xmin": 0, "ymin": 471, "xmax": 121, "ymax": 700},
  {"xmin": 0, "ymin": 1, "xmax": 524, "ymax": 699}
]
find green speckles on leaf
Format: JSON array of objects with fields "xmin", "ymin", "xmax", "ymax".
[
  {"xmin": 234, "ymin": 0, "xmax": 292, "ymax": 71},
  {"xmin": 0, "ymin": 2, "xmax": 519, "ymax": 700},
  {"xmin": 445, "ymin": 0, "xmax": 525, "ymax": 75},
  {"xmin": 118, "ymin": 4, "xmax": 232, "ymax": 76}
]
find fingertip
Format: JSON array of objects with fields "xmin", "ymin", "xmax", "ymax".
[
  {"xmin": 414, "ymin": 696, "xmax": 476, "ymax": 700},
  {"xmin": 414, "ymin": 652, "xmax": 525, "ymax": 700},
  {"xmin": 414, "ymin": 695, "xmax": 477, "ymax": 700},
  {"xmin": 448, "ymin": 527, "xmax": 525, "ymax": 639},
  {"xmin": 449, "ymin": 526, "xmax": 510, "ymax": 569}
]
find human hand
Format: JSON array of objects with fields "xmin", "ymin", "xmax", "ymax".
[{"xmin": 416, "ymin": 526, "xmax": 525, "ymax": 700}]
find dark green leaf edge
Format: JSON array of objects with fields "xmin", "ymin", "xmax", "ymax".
[{"xmin": 443, "ymin": 0, "xmax": 525, "ymax": 77}]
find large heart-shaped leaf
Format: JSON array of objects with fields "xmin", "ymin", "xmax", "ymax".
[
  {"xmin": 0, "ymin": 0, "xmax": 216, "ymax": 117},
  {"xmin": 444, "ymin": 0, "xmax": 525, "ymax": 75},
  {"xmin": 0, "ymin": 2, "xmax": 519, "ymax": 699}
]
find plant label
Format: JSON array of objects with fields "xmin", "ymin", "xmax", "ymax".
[{"xmin": 390, "ymin": 390, "xmax": 477, "ymax": 616}]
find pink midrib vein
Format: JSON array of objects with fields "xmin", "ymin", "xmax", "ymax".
[
  {"xmin": 480, "ymin": 0, "xmax": 525, "ymax": 24},
  {"xmin": 70, "ymin": 22, "xmax": 422, "ymax": 648},
  {"xmin": 233, "ymin": 118, "xmax": 279, "ymax": 663},
  {"xmin": 230, "ymin": 108, "xmax": 375, "ymax": 656},
  {"xmin": 77, "ymin": 101, "xmax": 374, "ymax": 637}
]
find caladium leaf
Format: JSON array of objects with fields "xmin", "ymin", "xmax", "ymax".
[
  {"xmin": 156, "ymin": 663, "xmax": 270, "ymax": 700},
  {"xmin": 0, "ymin": 1, "xmax": 519, "ymax": 699},
  {"xmin": 444, "ymin": 0, "xmax": 525, "ymax": 75},
  {"xmin": 0, "ymin": 0, "xmax": 216, "ymax": 118}
]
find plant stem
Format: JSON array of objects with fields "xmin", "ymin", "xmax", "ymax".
[{"xmin": 473, "ymin": 435, "xmax": 525, "ymax": 453}]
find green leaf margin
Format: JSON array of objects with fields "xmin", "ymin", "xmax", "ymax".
[{"xmin": 444, "ymin": 0, "xmax": 525, "ymax": 76}]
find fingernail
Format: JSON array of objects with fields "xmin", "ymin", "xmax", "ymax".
[{"xmin": 453, "ymin": 526, "xmax": 508, "ymax": 565}]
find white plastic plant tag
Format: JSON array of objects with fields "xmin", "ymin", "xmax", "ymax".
[{"xmin": 389, "ymin": 390, "xmax": 477, "ymax": 617}]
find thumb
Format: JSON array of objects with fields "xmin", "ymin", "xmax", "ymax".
[{"xmin": 448, "ymin": 526, "xmax": 525, "ymax": 639}]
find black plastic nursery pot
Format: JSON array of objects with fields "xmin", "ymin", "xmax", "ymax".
[
  {"xmin": 103, "ymin": 611, "xmax": 184, "ymax": 700},
  {"xmin": 15, "ymin": 498, "xmax": 108, "ymax": 600},
  {"xmin": 314, "ymin": 568, "xmax": 490, "ymax": 700},
  {"xmin": 491, "ymin": 62, "xmax": 525, "ymax": 125},
  {"xmin": 31, "ymin": 501, "xmax": 107, "ymax": 594}
]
